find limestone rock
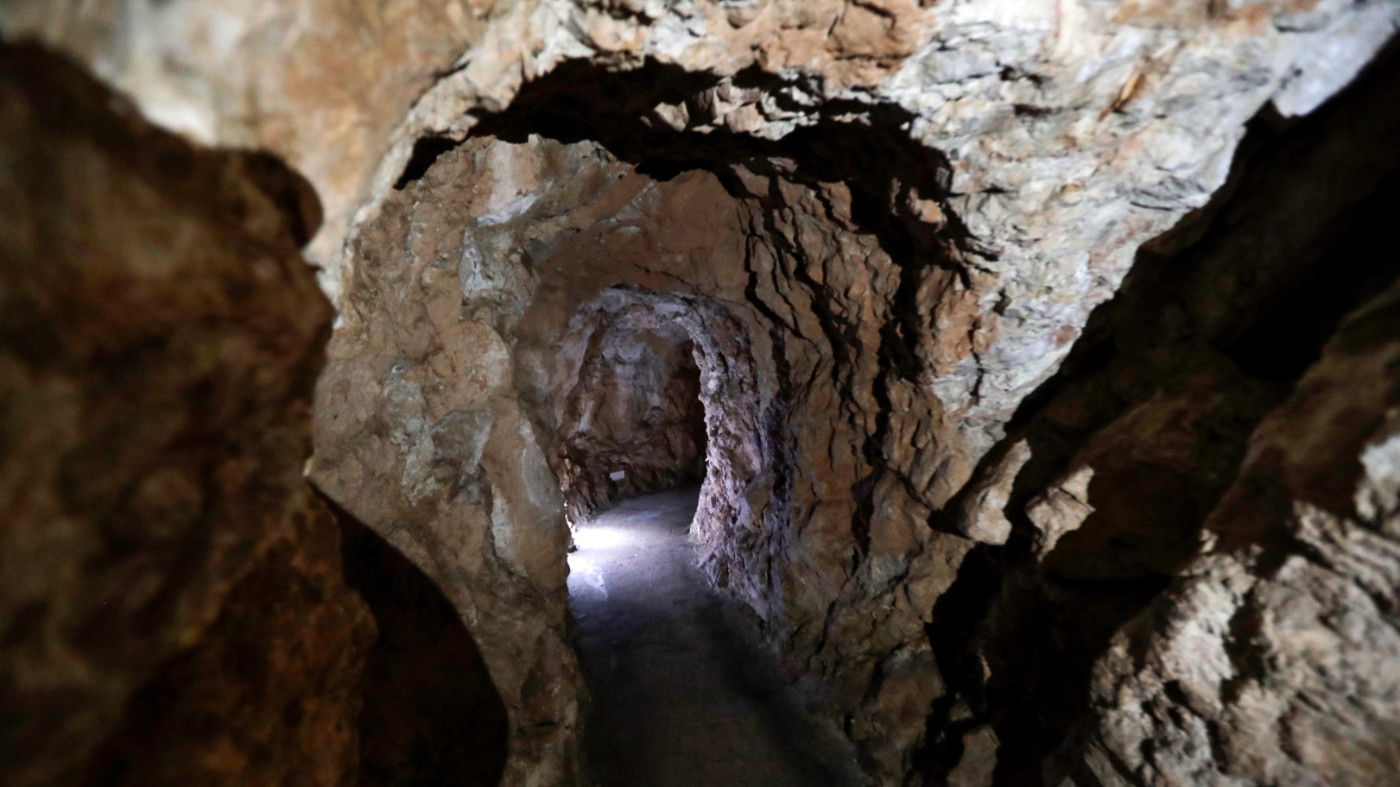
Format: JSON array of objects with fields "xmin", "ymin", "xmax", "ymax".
[
  {"xmin": 1026, "ymin": 465, "xmax": 1095, "ymax": 558},
  {"xmin": 953, "ymin": 440, "xmax": 1033, "ymax": 545},
  {"xmin": 553, "ymin": 304, "xmax": 707, "ymax": 521},
  {"xmin": 308, "ymin": 127, "xmax": 971, "ymax": 781},
  {"xmin": 947, "ymin": 724, "xmax": 999, "ymax": 787},
  {"xmin": 937, "ymin": 41, "xmax": 1400, "ymax": 786},
  {"xmin": 310, "ymin": 136, "xmax": 588, "ymax": 786}
]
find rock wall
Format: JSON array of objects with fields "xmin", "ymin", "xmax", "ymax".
[
  {"xmin": 9, "ymin": 1, "xmax": 1400, "ymax": 786},
  {"xmin": 0, "ymin": 43, "xmax": 371, "ymax": 786},
  {"xmin": 552, "ymin": 303, "xmax": 707, "ymax": 521},
  {"xmin": 0, "ymin": 43, "xmax": 510, "ymax": 787},
  {"xmin": 307, "ymin": 135, "xmax": 775, "ymax": 782},
  {"xmin": 1076, "ymin": 283, "xmax": 1400, "ymax": 786},
  {"xmin": 308, "ymin": 120, "xmax": 984, "ymax": 780},
  {"xmin": 311, "ymin": 30, "xmax": 1400, "ymax": 781},
  {"xmin": 1044, "ymin": 44, "xmax": 1400, "ymax": 785},
  {"xmin": 308, "ymin": 136, "xmax": 583, "ymax": 785}
]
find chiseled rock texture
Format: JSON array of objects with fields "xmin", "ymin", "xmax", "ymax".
[
  {"xmin": 10, "ymin": 1, "xmax": 1400, "ymax": 785},
  {"xmin": 552, "ymin": 304, "xmax": 707, "ymax": 522},
  {"xmin": 932, "ymin": 44, "xmax": 1400, "ymax": 786},
  {"xmin": 0, "ymin": 43, "xmax": 512, "ymax": 787},
  {"xmin": 1073, "ymin": 284, "xmax": 1400, "ymax": 786},
  {"xmin": 1041, "ymin": 48, "xmax": 1400, "ymax": 785},
  {"xmin": 0, "ymin": 44, "xmax": 372, "ymax": 786}
]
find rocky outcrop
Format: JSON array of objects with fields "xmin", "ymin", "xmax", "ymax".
[
  {"xmin": 0, "ymin": 44, "xmax": 371, "ymax": 786},
  {"xmin": 309, "ymin": 25, "xmax": 1400, "ymax": 780},
  {"xmin": 913, "ymin": 41, "xmax": 1400, "ymax": 785},
  {"xmin": 307, "ymin": 116, "xmax": 973, "ymax": 781},
  {"xmin": 9, "ymin": 2, "xmax": 1400, "ymax": 786},
  {"xmin": 308, "ymin": 136, "xmax": 584, "ymax": 785},
  {"xmin": 1072, "ymin": 283, "xmax": 1400, "ymax": 784},
  {"xmin": 0, "ymin": 43, "xmax": 512, "ymax": 787}
]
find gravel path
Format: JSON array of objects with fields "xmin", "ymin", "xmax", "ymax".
[{"xmin": 567, "ymin": 487, "xmax": 867, "ymax": 787}]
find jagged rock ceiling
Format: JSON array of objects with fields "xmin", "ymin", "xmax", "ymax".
[{"xmin": 6, "ymin": 0, "xmax": 1394, "ymax": 479}]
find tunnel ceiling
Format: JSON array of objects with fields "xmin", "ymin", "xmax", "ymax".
[{"xmin": 5, "ymin": 2, "xmax": 1400, "ymax": 787}]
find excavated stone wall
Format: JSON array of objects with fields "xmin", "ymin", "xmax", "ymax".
[
  {"xmin": 307, "ymin": 36, "xmax": 1400, "ymax": 782},
  {"xmin": 551, "ymin": 302, "xmax": 707, "ymax": 522},
  {"xmin": 0, "ymin": 43, "xmax": 509, "ymax": 787},
  {"xmin": 7, "ymin": 2, "xmax": 1400, "ymax": 786},
  {"xmin": 919, "ymin": 40, "xmax": 1400, "ymax": 785}
]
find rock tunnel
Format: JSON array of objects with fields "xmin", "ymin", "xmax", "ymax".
[
  {"xmin": 3, "ymin": 2, "xmax": 1400, "ymax": 786},
  {"xmin": 551, "ymin": 292, "xmax": 709, "ymax": 524}
]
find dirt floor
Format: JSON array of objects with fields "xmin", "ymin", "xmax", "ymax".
[{"xmin": 567, "ymin": 487, "xmax": 868, "ymax": 787}]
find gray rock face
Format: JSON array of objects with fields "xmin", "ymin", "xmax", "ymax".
[
  {"xmin": 1071, "ymin": 284, "xmax": 1400, "ymax": 786},
  {"xmin": 8, "ymin": 2, "xmax": 1400, "ymax": 786}
]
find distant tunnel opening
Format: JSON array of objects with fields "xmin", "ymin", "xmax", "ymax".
[
  {"xmin": 554, "ymin": 316, "xmax": 708, "ymax": 526},
  {"xmin": 544, "ymin": 287, "xmax": 762, "ymax": 549}
]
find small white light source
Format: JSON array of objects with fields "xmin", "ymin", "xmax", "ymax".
[{"xmin": 609, "ymin": 470, "xmax": 626, "ymax": 481}]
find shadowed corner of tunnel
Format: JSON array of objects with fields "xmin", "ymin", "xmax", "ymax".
[{"xmin": 317, "ymin": 490, "xmax": 510, "ymax": 787}]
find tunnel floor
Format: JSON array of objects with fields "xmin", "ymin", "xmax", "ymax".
[{"xmin": 567, "ymin": 487, "xmax": 866, "ymax": 786}]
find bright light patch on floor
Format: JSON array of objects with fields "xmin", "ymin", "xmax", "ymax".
[
  {"xmin": 573, "ymin": 525, "xmax": 632, "ymax": 551},
  {"xmin": 567, "ymin": 552, "xmax": 608, "ymax": 598}
]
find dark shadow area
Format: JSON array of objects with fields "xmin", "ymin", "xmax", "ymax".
[
  {"xmin": 920, "ymin": 37, "xmax": 1400, "ymax": 785},
  {"xmin": 0, "ymin": 41, "xmax": 362, "ymax": 787},
  {"xmin": 322, "ymin": 492, "xmax": 510, "ymax": 787},
  {"xmin": 395, "ymin": 136, "xmax": 459, "ymax": 190}
]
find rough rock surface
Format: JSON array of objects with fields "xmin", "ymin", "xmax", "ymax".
[
  {"xmin": 553, "ymin": 307, "xmax": 707, "ymax": 521},
  {"xmin": 1, "ymin": 43, "xmax": 513, "ymax": 787},
  {"xmin": 0, "ymin": 44, "xmax": 372, "ymax": 786},
  {"xmin": 9, "ymin": 1, "xmax": 1400, "ymax": 786},
  {"xmin": 921, "ymin": 43, "xmax": 1400, "ymax": 785},
  {"xmin": 1067, "ymin": 281, "xmax": 1400, "ymax": 786},
  {"xmin": 313, "ymin": 32, "xmax": 1400, "ymax": 784}
]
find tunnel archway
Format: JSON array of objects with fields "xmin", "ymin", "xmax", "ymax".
[
  {"xmin": 544, "ymin": 288, "xmax": 767, "ymax": 558},
  {"xmin": 551, "ymin": 295, "xmax": 709, "ymax": 525},
  {"xmin": 6, "ymin": 5, "xmax": 1400, "ymax": 783}
]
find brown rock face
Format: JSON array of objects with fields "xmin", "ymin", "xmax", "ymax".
[
  {"xmin": 7, "ymin": 1, "xmax": 1400, "ymax": 785},
  {"xmin": 553, "ymin": 307, "xmax": 707, "ymax": 521},
  {"xmin": 310, "ymin": 86, "xmax": 982, "ymax": 779},
  {"xmin": 1073, "ymin": 284, "xmax": 1400, "ymax": 785},
  {"xmin": 312, "ymin": 41, "xmax": 1400, "ymax": 785},
  {"xmin": 0, "ymin": 43, "xmax": 511, "ymax": 787},
  {"xmin": 927, "ymin": 42, "xmax": 1400, "ymax": 786},
  {"xmin": 0, "ymin": 44, "xmax": 370, "ymax": 786}
]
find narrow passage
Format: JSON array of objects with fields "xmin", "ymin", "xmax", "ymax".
[{"xmin": 568, "ymin": 488, "xmax": 866, "ymax": 786}]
